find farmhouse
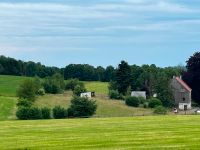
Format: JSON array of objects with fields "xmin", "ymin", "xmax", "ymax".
[
  {"xmin": 131, "ymin": 91, "xmax": 146, "ymax": 99},
  {"xmin": 171, "ymin": 76, "xmax": 192, "ymax": 110}
]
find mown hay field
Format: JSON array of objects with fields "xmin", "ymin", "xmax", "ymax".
[{"xmin": 0, "ymin": 116, "xmax": 200, "ymax": 149}]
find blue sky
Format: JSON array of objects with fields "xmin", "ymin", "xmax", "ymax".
[{"xmin": 0, "ymin": 0, "xmax": 199, "ymax": 68}]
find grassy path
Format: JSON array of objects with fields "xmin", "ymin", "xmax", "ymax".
[{"xmin": 0, "ymin": 116, "xmax": 200, "ymax": 149}]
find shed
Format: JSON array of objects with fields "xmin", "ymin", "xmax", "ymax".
[{"xmin": 131, "ymin": 91, "xmax": 146, "ymax": 99}]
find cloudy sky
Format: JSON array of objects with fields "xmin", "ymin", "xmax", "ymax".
[{"xmin": 0, "ymin": 0, "xmax": 199, "ymax": 67}]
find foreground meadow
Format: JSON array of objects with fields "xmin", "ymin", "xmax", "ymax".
[{"xmin": 0, "ymin": 116, "xmax": 200, "ymax": 149}]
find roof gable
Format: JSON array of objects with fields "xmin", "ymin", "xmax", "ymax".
[{"xmin": 175, "ymin": 77, "xmax": 192, "ymax": 92}]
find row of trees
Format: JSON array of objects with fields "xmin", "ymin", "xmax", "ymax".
[{"xmin": 0, "ymin": 55, "xmax": 182, "ymax": 83}]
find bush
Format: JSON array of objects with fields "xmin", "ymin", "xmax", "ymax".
[
  {"xmin": 28, "ymin": 107, "xmax": 42, "ymax": 119},
  {"xmin": 17, "ymin": 99, "xmax": 33, "ymax": 107},
  {"xmin": 125, "ymin": 96, "xmax": 140, "ymax": 107},
  {"xmin": 37, "ymin": 88, "xmax": 45, "ymax": 96},
  {"xmin": 65, "ymin": 79, "xmax": 83, "ymax": 91},
  {"xmin": 109, "ymin": 90, "xmax": 123, "ymax": 100},
  {"xmin": 148, "ymin": 98, "xmax": 162, "ymax": 108},
  {"xmin": 138, "ymin": 96, "xmax": 146, "ymax": 104},
  {"xmin": 143, "ymin": 103, "xmax": 148, "ymax": 108},
  {"xmin": 17, "ymin": 79, "xmax": 37, "ymax": 101},
  {"xmin": 16, "ymin": 107, "xmax": 42, "ymax": 120},
  {"xmin": 154, "ymin": 106, "xmax": 167, "ymax": 115},
  {"xmin": 43, "ymin": 73, "xmax": 65, "ymax": 94},
  {"xmin": 53, "ymin": 106, "xmax": 67, "ymax": 119},
  {"xmin": 41, "ymin": 107, "xmax": 51, "ymax": 119},
  {"xmin": 68, "ymin": 96, "xmax": 97, "ymax": 117},
  {"xmin": 73, "ymin": 84, "xmax": 87, "ymax": 96},
  {"xmin": 16, "ymin": 107, "xmax": 30, "ymax": 120}
]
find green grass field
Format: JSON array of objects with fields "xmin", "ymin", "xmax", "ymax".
[
  {"xmin": 0, "ymin": 116, "xmax": 200, "ymax": 149},
  {"xmin": 0, "ymin": 75, "xmax": 31, "ymax": 97},
  {"xmin": 35, "ymin": 93, "xmax": 153, "ymax": 117},
  {"xmin": 0, "ymin": 75, "xmax": 108, "ymax": 96},
  {"xmin": 0, "ymin": 75, "xmax": 152, "ymax": 120},
  {"xmin": 0, "ymin": 96, "xmax": 17, "ymax": 120},
  {"xmin": 84, "ymin": 81, "xmax": 109, "ymax": 94}
]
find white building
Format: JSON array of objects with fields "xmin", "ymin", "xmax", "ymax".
[{"xmin": 131, "ymin": 91, "xmax": 146, "ymax": 99}]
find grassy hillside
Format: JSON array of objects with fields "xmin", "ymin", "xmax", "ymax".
[
  {"xmin": 84, "ymin": 81, "xmax": 109, "ymax": 94},
  {"xmin": 0, "ymin": 96, "xmax": 17, "ymax": 120},
  {"xmin": 0, "ymin": 116, "xmax": 200, "ymax": 149},
  {"xmin": 0, "ymin": 75, "xmax": 30, "ymax": 97},
  {"xmin": 35, "ymin": 93, "xmax": 153, "ymax": 117},
  {"xmin": 0, "ymin": 75, "xmax": 151, "ymax": 119},
  {"xmin": 0, "ymin": 75, "xmax": 108, "ymax": 96}
]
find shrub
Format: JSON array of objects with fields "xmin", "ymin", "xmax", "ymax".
[
  {"xmin": 148, "ymin": 98, "xmax": 162, "ymax": 108},
  {"xmin": 16, "ymin": 107, "xmax": 42, "ymax": 120},
  {"xmin": 41, "ymin": 107, "xmax": 51, "ymax": 119},
  {"xmin": 143, "ymin": 103, "xmax": 148, "ymax": 108},
  {"xmin": 28, "ymin": 107, "xmax": 42, "ymax": 119},
  {"xmin": 37, "ymin": 88, "xmax": 45, "ymax": 96},
  {"xmin": 17, "ymin": 99, "xmax": 33, "ymax": 107},
  {"xmin": 53, "ymin": 106, "xmax": 67, "ymax": 119},
  {"xmin": 17, "ymin": 79, "xmax": 37, "ymax": 102},
  {"xmin": 16, "ymin": 107, "xmax": 30, "ymax": 120},
  {"xmin": 125, "ymin": 96, "xmax": 140, "ymax": 107},
  {"xmin": 73, "ymin": 84, "xmax": 87, "ymax": 96},
  {"xmin": 68, "ymin": 96, "xmax": 97, "ymax": 117},
  {"xmin": 138, "ymin": 96, "xmax": 146, "ymax": 104},
  {"xmin": 154, "ymin": 106, "xmax": 167, "ymax": 115},
  {"xmin": 109, "ymin": 90, "xmax": 123, "ymax": 100},
  {"xmin": 43, "ymin": 73, "xmax": 65, "ymax": 94},
  {"xmin": 65, "ymin": 79, "xmax": 83, "ymax": 91}
]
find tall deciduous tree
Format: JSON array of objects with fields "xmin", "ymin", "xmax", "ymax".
[
  {"xmin": 183, "ymin": 52, "xmax": 200, "ymax": 104},
  {"xmin": 116, "ymin": 61, "xmax": 131, "ymax": 95}
]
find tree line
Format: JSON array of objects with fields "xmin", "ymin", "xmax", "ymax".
[{"xmin": 0, "ymin": 55, "xmax": 182, "ymax": 82}]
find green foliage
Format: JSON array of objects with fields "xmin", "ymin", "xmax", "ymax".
[
  {"xmin": 125, "ymin": 96, "xmax": 140, "ymax": 107},
  {"xmin": 17, "ymin": 79, "xmax": 37, "ymax": 101},
  {"xmin": 109, "ymin": 90, "xmax": 123, "ymax": 100},
  {"xmin": 183, "ymin": 52, "xmax": 200, "ymax": 104},
  {"xmin": 17, "ymin": 98, "xmax": 33, "ymax": 107},
  {"xmin": 65, "ymin": 78, "xmax": 81, "ymax": 90},
  {"xmin": 116, "ymin": 61, "xmax": 131, "ymax": 95},
  {"xmin": 41, "ymin": 107, "xmax": 51, "ymax": 119},
  {"xmin": 154, "ymin": 72, "xmax": 174, "ymax": 107},
  {"xmin": 53, "ymin": 106, "xmax": 67, "ymax": 119},
  {"xmin": 143, "ymin": 103, "xmax": 148, "ymax": 108},
  {"xmin": 148, "ymin": 98, "xmax": 162, "ymax": 108},
  {"xmin": 68, "ymin": 96, "xmax": 97, "ymax": 117},
  {"xmin": 154, "ymin": 106, "xmax": 167, "ymax": 115},
  {"xmin": 37, "ymin": 88, "xmax": 45, "ymax": 96},
  {"xmin": 43, "ymin": 73, "xmax": 65, "ymax": 94},
  {"xmin": 16, "ymin": 107, "xmax": 42, "ymax": 120},
  {"xmin": 73, "ymin": 84, "xmax": 87, "ymax": 96},
  {"xmin": 138, "ymin": 96, "xmax": 146, "ymax": 104}
]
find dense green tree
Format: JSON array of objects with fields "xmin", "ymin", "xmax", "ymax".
[
  {"xmin": 17, "ymin": 79, "xmax": 38, "ymax": 102},
  {"xmin": 116, "ymin": 61, "xmax": 131, "ymax": 95},
  {"xmin": 68, "ymin": 96, "xmax": 97, "ymax": 117},
  {"xmin": 43, "ymin": 73, "xmax": 65, "ymax": 94},
  {"xmin": 183, "ymin": 52, "xmax": 200, "ymax": 104}
]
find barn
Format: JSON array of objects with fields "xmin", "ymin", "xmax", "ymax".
[{"xmin": 171, "ymin": 76, "xmax": 192, "ymax": 110}]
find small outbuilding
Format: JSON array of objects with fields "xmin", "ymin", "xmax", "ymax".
[
  {"xmin": 80, "ymin": 92, "xmax": 95, "ymax": 98},
  {"xmin": 131, "ymin": 91, "xmax": 146, "ymax": 99},
  {"xmin": 171, "ymin": 76, "xmax": 192, "ymax": 110}
]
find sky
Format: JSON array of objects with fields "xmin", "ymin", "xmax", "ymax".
[{"xmin": 0, "ymin": 0, "xmax": 199, "ymax": 68}]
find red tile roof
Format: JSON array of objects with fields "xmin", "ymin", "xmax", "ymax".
[{"xmin": 176, "ymin": 77, "xmax": 192, "ymax": 92}]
